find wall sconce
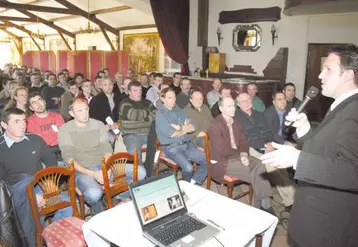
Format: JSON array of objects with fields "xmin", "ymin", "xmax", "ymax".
[
  {"xmin": 271, "ymin": 24, "xmax": 278, "ymax": 46},
  {"xmin": 217, "ymin": 27, "xmax": 223, "ymax": 46}
]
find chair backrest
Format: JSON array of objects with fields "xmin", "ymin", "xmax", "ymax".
[
  {"xmin": 204, "ymin": 132, "xmax": 212, "ymax": 177},
  {"xmin": 102, "ymin": 149, "xmax": 138, "ymax": 209},
  {"xmin": 26, "ymin": 162, "xmax": 80, "ymax": 234}
]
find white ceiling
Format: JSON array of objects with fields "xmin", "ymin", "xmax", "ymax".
[{"xmin": 0, "ymin": 0, "xmax": 155, "ymax": 37}]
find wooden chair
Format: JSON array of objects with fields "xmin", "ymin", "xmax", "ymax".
[
  {"xmin": 255, "ymin": 234, "xmax": 263, "ymax": 247},
  {"xmin": 204, "ymin": 132, "xmax": 253, "ymax": 204},
  {"xmin": 102, "ymin": 149, "xmax": 139, "ymax": 209},
  {"xmin": 26, "ymin": 164, "xmax": 86, "ymax": 247}
]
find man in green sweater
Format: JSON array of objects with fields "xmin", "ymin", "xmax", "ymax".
[{"xmin": 58, "ymin": 98, "xmax": 146, "ymax": 214}]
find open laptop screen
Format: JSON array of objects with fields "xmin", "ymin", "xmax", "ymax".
[{"xmin": 131, "ymin": 174, "xmax": 185, "ymax": 226}]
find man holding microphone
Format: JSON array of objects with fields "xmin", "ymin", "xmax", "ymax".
[{"xmin": 260, "ymin": 44, "xmax": 358, "ymax": 247}]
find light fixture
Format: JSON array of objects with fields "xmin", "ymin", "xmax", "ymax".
[
  {"xmin": 216, "ymin": 27, "xmax": 223, "ymax": 46},
  {"xmin": 271, "ymin": 24, "xmax": 278, "ymax": 46},
  {"xmin": 79, "ymin": 0, "xmax": 97, "ymax": 34}
]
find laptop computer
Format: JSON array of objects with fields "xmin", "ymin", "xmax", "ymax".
[{"xmin": 129, "ymin": 173, "xmax": 220, "ymax": 247}]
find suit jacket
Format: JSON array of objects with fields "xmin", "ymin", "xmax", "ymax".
[
  {"xmin": 289, "ymin": 93, "xmax": 358, "ymax": 247},
  {"xmin": 89, "ymin": 92, "xmax": 123, "ymax": 124},
  {"xmin": 207, "ymin": 115, "xmax": 249, "ymax": 181},
  {"xmin": 263, "ymin": 105, "xmax": 292, "ymax": 143}
]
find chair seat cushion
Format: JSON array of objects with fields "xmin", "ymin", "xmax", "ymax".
[
  {"xmin": 42, "ymin": 217, "xmax": 86, "ymax": 247},
  {"xmin": 223, "ymin": 174, "xmax": 239, "ymax": 182}
]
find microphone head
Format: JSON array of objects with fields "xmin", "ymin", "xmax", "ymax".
[{"xmin": 306, "ymin": 86, "xmax": 319, "ymax": 99}]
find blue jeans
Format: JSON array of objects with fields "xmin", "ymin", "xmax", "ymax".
[
  {"xmin": 75, "ymin": 163, "xmax": 146, "ymax": 215},
  {"xmin": 9, "ymin": 174, "xmax": 72, "ymax": 247},
  {"xmin": 164, "ymin": 142, "xmax": 208, "ymax": 184},
  {"xmin": 123, "ymin": 134, "xmax": 148, "ymax": 165}
]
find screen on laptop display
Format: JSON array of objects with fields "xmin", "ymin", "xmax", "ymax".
[{"xmin": 132, "ymin": 175, "xmax": 184, "ymax": 225}]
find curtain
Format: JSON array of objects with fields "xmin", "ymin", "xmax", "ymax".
[{"xmin": 150, "ymin": 0, "xmax": 190, "ymax": 75}]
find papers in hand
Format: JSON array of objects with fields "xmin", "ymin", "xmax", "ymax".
[{"xmin": 105, "ymin": 116, "xmax": 120, "ymax": 135}]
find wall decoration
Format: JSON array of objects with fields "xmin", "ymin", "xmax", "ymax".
[{"xmin": 123, "ymin": 32, "xmax": 159, "ymax": 73}]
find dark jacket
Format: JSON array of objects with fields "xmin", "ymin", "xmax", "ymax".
[
  {"xmin": 0, "ymin": 180, "xmax": 27, "ymax": 247},
  {"xmin": 89, "ymin": 92, "xmax": 123, "ymax": 124},
  {"xmin": 207, "ymin": 115, "xmax": 249, "ymax": 181},
  {"xmin": 288, "ymin": 93, "xmax": 358, "ymax": 247},
  {"xmin": 263, "ymin": 105, "xmax": 293, "ymax": 143},
  {"xmin": 235, "ymin": 109, "xmax": 274, "ymax": 150}
]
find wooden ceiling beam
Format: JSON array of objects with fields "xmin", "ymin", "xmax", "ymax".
[
  {"xmin": 58, "ymin": 31, "xmax": 72, "ymax": 50},
  {"xmin": 0, "ymin": 16, "xmax": 35, "ymax": 22},
  {"xmin": 0, "ymin": 2, "xmax": 82, "ymax": 15},
  {"xmin": 118, "ymin": 24, "xmax": 156, "ymax": 31},
  {"xmin": 55, "ymin": 0, "xmax": 118, "ymax": 35},
  {"xmin": 15, "ymin": 8, "xmax": 75, "ymax": 38},
  {"xmin": 5, "ymin": 21, "xmax": 45, "ymax": 40},
  {"xmin": 50, "ymin": 5, "xmax": 132, "ymax": 22},
  {"xmin": 100, "ymin": 26, "xmax": 115, "ymax": 51}
]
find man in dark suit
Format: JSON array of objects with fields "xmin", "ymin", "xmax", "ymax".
[
  {"xmin": 260, "ymin": 44, "xmax": 358, "ymax": 247},
  {"xmin": 263, "ymin": 91, "xmax": 294, "ymax": 143}
]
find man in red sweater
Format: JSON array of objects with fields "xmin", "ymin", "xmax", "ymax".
[{"xmin": 27, "ymin": 92, "xmax": 65, "ymax": 164}]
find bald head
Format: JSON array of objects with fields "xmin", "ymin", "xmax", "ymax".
[{"xmin": 219, "ymin": 97, "xmax": 236, "ymax": 117}]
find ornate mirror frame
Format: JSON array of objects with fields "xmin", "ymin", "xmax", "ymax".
[{"xmin": 232, "ymin": 24, "xmax": 262, "ymax": 52}]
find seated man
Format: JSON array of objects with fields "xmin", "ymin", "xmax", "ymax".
[
  {"xmin": 140, "ymin": 73, "xmax": 152, "ymax": 99},
  {"xmin": 146, "ymin": 72, "xmax": 163, "ymax": 105},
  {"xmin": 206, "ymin": 78, "xmax": 222, "ymax": 109},
  {"xmin": 58, "ymin": 98, "xmax": 146, "ymax": 215},
  {"xmin": 236, "ymin": 92, "xmax": 296, "ymax": 209},
  {"xmin": 156, "ymin": 87, "xmax": 208, "ymax": 184},
  {"xmin": 78, "ymin": 79, "xmax": 94, "ymax": 103},
  {"xmin": 208, "ymin": 97, "xmax": 274, "ymax": 213},
  {"xmin": 91, "ymin": 76, "xmax": 102, "ymax": 96},
  {"xmin": 27, "ymin": 92, "xmax": 65, "ymax": 165},
  {"xmin": 0, "ymin": 108, "xmax": 72, "ymax": 246},
  {"xmin": 264, "ymin": 91, "xmax": 294, "ymax": 143},
  {"xmin": 247, "ymin": 82, "xmax": 265, "ymax": 113},
  {"xmin": 176, "ymin": 77, "xmax": 191, "ymax": 108},
  {"xmin": 89, "ymin": 79, "xmax": 122, "ymax": 144},
  {"xmin": 60, "ymin": 81, "xmax": 80, "ymax": 121},
  {"xmin": 28, "ymin": 72, "xmax": 46, "ymax": 94},
  {"xmin": 283, "ymin": 82, "xmax": 302, "ymax": 109},
  {"xmin": 211, "ymin": 86, "xmax": 232, "ymax": 118},
  {"xmin": 170, "ymin": 72, "xmax": 182, "ymax": 95},
  {"xmin": 41, "ymin": 73, "xmax": 65, "ymax": 112},
  {"xmin": 184, "ymin": 88, "xmax": 213, "ymax": 148},
  {"xmin": 118, "ymin": 80, "xmax": 156, "ymax": 164}
]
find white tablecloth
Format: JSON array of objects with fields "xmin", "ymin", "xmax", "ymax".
[{"xmin": 83, "ymin": 181, "xmax": 278, "ymax": 247}]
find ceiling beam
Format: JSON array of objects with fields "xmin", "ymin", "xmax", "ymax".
[
  {"xmin": 58, "ymin": 31, "xmax": 72, "ymax": 50},
  {"xmin": 1, "ymin": 30, "xmax": 23, "ymax": 55},
  {"xmin": 49, "ymin": 5, "xmax": 132, "ymax": 22},
  {"xmin": 0, "ymin": 16, "xmax": 35, "ymax": 22},
  {"xmin": 55, "ymin": 0, "xmax": 118, "ymax": 35},
  {"xmin": 4, "ymin": 21, "xmax": 45, "ymax": 40},
  {"xmin": 118, "ymin": 24, "xmax": 156, "ymax": 31},
  {"xmin": 15, "ymin": 8, "xmax": 75, "ymax": 38},
  {"xmin": 1, "ymin": 29, "xmax": 19, "ymax": 39},
  {"xmin": 0, "ymin": 2, "xmax": 82, "ymax": 15},
  {"xmin": 29, "ymin": 34, "xmax": 42, "ymax": 51},
  {"xmin": 100, "ymin": 26, "xmax": 115, "ymax": 51}
]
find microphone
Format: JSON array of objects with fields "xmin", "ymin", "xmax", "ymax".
[{"xmin": 285, "ymin": 86, "xmax": 319, "ymax": 127}]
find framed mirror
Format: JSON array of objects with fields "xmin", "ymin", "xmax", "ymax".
[{"xmin": 232, "ymin": 24, "xmax": 262, "ymax": 52}]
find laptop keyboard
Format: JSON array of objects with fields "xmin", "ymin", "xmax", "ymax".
[{"xmin": 152, "ymin": 214, "xmax": 206, "ymax": 246}]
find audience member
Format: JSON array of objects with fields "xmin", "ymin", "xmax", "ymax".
[
  {"xmin": 156, "ymin": 87, "xmax": 208, "ymax": 184},
  {"xmin": 60, "ymin": 81, "xmax": 80, "ymax": 121},
  {"xmin": 29, "ymin": 73, "xmax": 46, "ymax": 94},
  {"xmin": 27, "ymin": 92, "xmax": 65, "ymax": 165},
  {"xmin": 41, "ymin": 73, "xmax": 65, "ymax": 112},
  {"xmin": 74, "ymin": 73, "xmax": 84, "ymax": 87},
  {"xmin": 208, "ymin": 97, "xmax": 274, "ymax": 214},
  {"xmin": 78, "ymin": 79, "xmax": 93, "ymax": 103},
  {"xmin": 263, "ymin": 91, "xmax": 294, "ymax": 143},
  {"xmin": 140, "ymin": 74, "xmax": 151, "ymax": 99},
  {"xmin": 247, "ymin": 82, "xmax": 265, "ymax": 113},
  {"xmin": 97, "ymin": 70, "xmax": 105, "ymax": 79},
  {"xmin": 57, "ymin": 72, "xmax": 68, "ymax": 90},
  {"xmin": 284, "ymin": 82, "xmax": 302, "ymax": 109},
  {"xmin": 211, "ymin": 86, "xmax": 232, "ymax": 118},
  {"xmin": 113, "ymin": 72, "xmax": 124, "ymax": 96},
  {"xmin": 176, "ymin": 77, "xmax": 191, "ymax": 108},
  {"xmin": 4, "ymin": 86, "xmax": 31, "ymax": 116},
  {"xmin": 126, "ymin": 68, "xmax": 135, "ymax": 80},
  {"xmin": 92, "ymin": 76, "xmax": 102, "ymax": 96},
  {"xmin": 170, "ymin": 72, "xmax": 182, "ymax": 95},
  {"xmin": 118, "ymin": 80, "xmax": 156, "ymax": 164},
  {"xmin": 146, "ymin": 73, "xmax": 163, "ymax": 105},
  {"xmin": 0, "ymin": 108, "xmax": 71, "ymax": 246},
  {"xmin": 206, "ymin": 78, "xmax": 222, "ymax": 109},
  {"xmin": 184, "ymin": 88, "xmax": 213, "ymax": 148}
]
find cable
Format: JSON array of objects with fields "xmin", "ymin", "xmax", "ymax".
[{"xmin": 214, "ymin": 236, "xmax": 224, "ymax": 247}]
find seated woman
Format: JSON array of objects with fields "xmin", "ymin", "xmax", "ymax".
[
  {"xmin": 155, "ymin": 87, "xmax": 208, "ymax": 184},
  {"xmin": 3, "ymin": 86, "xmax": 32, "ymax": 117}
]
